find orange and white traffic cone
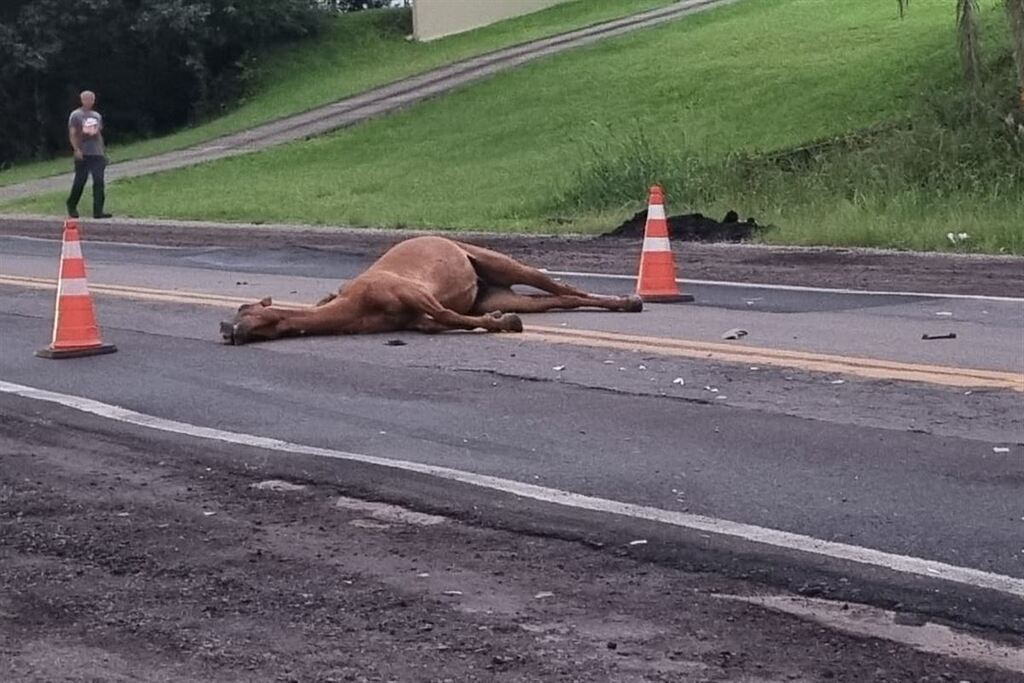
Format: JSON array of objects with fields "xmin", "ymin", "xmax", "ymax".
[
  {"xmin": 35, "ymin": 219, "xmax": 117, "ymax": 359},
  {"xmin": 635, "ymin": 185, "xmax": 693, "ymax": 303}
]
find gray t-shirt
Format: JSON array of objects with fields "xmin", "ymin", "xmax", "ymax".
[{"xmin": 69, "ymin": 108, "xmax": 105, "ymax": 156}]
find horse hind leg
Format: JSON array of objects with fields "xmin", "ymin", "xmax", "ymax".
[{"xmin": 458, "ymin": 242, "xmax": 589, "ymax": 296}]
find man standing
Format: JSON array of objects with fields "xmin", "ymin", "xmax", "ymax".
[{"xmin": 66, "ymin": 90, "xmax": 112, "ymax": 219}]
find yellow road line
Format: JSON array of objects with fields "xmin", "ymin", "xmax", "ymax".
[
  {"xmin": 0, "ymin": 274, "xmax": 306, "ymax": 309},
  {"xmin": 3, "ymin": 274, "xmax": 1021, "ymax": 391},
  {"xmin": 525, "ymin": 326, "xmax": 1024, "ymax": 392}
]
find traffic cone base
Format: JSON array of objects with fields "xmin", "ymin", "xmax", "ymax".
[{"xmin": 36, "ymin": 343, "xmax": 117, "ymax": 360}]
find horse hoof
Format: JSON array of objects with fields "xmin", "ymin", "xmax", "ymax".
[
  {"xmin": 220, "ymin": 321, "xmax": 237, "ymax": 345},
  {"xmin": 502, "ymin": 314, "xmax": 524, "ymax": 333},
  {"xmin": 625, "ymin": 295, "xmax": 644, "ymax": 312}
]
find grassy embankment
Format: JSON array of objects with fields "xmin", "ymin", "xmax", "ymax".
[
  {"xmin": 0, "ymin": 0, "xmax": 677, "ymax": 186},
  {"xmin": 6, "ymin": 0, "xmax": 1022, "ymax": 253}
]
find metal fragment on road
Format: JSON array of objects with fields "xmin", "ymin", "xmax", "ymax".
[
  {"xmin": 383, "ymin": 339, "xmax": 407, "ymax": 346},
  {"xmin": 552, "ymin": 365, "xmax": 566, "ymax": 372},
  {"xmin": 672, "ymin": 377, "xmax": 685, "ymax": 385},
  {"xmin": 628, "ymin": 539, "xmax": 648, "ymax": 546},
  {"xmin": 721, "ymin": 328, "xmax": 748, "ymax": 340},
  {"xmin": 922, "ymin": 333, "xmax": 957, "ymax": 340},
  {"xmin": 993, "ymin": 447, "xmax": 1011, "ymax": 453},
  {"xmin": 534, "ymin": 591, "xmax": 555, "ymax": 599},
  {"xmin": 251, "ymin": 479, "xmax": 307, "ymax": 492},
  {"xmin": 349, "ymin": 518, "xmax": 391, "ymax": 530}
]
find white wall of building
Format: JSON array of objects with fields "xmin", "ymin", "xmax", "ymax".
[{"xmin": 413, "ymin": 0, "xmax": 572, "ymax": 41}]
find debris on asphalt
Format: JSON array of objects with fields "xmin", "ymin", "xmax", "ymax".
[
  {"xmin": 603, "ymin": 209, "xmax": 764, "ymax": 242},
  {"xmin": 115, "ymin": 512, "xmax": 130, "ymax": 517},
  {"xmin": 350, "ymin": 519, "xmax": 391, "ymax": 530},
  {"xmin": 552, "ymin": 365, "xmax": 566, "ymax": 372},
  {"xmin": 935, "ymin": 311, "xmax": 953, "ymax": 317},
  {"xmin": 749, "ymin": 366, "xmax": 759, "ymax": 371},
  {"xmin": 628, "ymin": 539, "xmax": 648, "ymax": 546},
  {"xmin": 638, "ymin": 364, "xmax": 647, "ymax": 370},
  {"xmin": 417, "ymin": 572, "xmax": 430, "ymax": 578},
  {"xmin": 704, "ymin": 386, "xmax": 719, "ymax": 393},
  {"xmin": 335, "ymin": 497, "xmax": 447, "ymax": 527},
  {"xmin": 251, "ymin": 479, "xmax": 307, "ymax": 492},
  {"xmin": 921, "ymin": 333, "xmax": 957, "ymax": 340},
  {"xmin": 672, "ymin": 377, "xmax": 685, "ymax": 385},
  {"xmin": 721, "ymin": 328, "xmax": 748, "ymax": 340},
  {"xmin": 442, "ymin": 590, "xmax": 463, "ymax": 596},
  {"xmin": 993, "ymin": 447, "xmax": 1011, "ymax": 453},
  {"xmin": 603, "ymin": 359, "xmax": 615, "ymax": 364},
  {"xmin": 830, "ymin": 380, "xmax": 846, "ymax": 385},
  {"xmin": 534, "ymin": 591, "xmax": 555, "ymax": 599},
  {"xmin": 384, "ymin": 339, "xmax": 407, "ymax": 346},
  {"xmin": 203, "ymin": 511, "xmax": 217, "ymax": 517}
]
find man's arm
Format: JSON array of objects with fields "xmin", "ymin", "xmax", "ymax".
[{"xmin": 69, "ymin": 126, "xmax": 83, "ymax": 160}]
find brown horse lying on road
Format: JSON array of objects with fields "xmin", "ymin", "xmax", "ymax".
[{"xmin": 221, "ymin": 236, "xmax": 642, "ymax": 345}]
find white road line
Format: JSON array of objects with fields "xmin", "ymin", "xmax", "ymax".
[
  {"xmin": 542, "ymin": 269, "xmax": 1024, "ymax": 303},
  {"xmin": 3, "ymin": 379, "xmax": 1023, "ymax": 600}
]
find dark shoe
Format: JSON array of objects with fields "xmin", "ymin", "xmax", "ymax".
[
  {"xmin": 67, "ymin": 207, "xmax": 79, "ymax": 218},
  {"xmin": 93, "ymin": 213, "xmax": 113, "ymax": 219}
]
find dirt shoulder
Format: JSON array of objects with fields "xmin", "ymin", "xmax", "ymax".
[
  {"xmin": 3, "ymin": 215, "xmax": 1022, "ymax": 297},
  {"xmin": 3, "ymin": 400, "xmax": 1022, "ymax": 682}
]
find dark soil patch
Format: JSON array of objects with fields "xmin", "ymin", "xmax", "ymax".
[{"xmin": 602, "ymin": 209, "xmax": 766, "ymax": 242}]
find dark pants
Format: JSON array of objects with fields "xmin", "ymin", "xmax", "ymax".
[{"xmin": 66, "ymin": 155, "xmax": 106, "ymax": 217}]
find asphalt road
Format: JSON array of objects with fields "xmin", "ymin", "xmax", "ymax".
[{"xmin": 2, "ymin": 234, "xmax": 1024, "ymax": 679}]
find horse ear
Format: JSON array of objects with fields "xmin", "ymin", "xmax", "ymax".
[{"xmin": 260, "ymin": 297, "xmax": 273, "ymax": 307}]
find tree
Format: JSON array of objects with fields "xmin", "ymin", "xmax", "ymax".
[
  {"xmin": 319, "ymin": 0, "xmax": 398, "ymax": 11},
  {"xmin": 899, "ymin": 0, "xmax": 1024, "ymax": 111},
  {"xmin": 1007, "ymin": 0, "xmax": 1024, "ymax": 108},
  {"xmin": 0, "ymin": 0, "xmax": 324, "ymax": 167}
]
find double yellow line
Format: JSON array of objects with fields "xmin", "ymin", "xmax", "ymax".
[{"xmin": 3, "ymin": 274, "xmax": 1022, "ymax": 392}]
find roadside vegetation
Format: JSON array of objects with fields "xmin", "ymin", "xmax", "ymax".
[
  {"xmin": 0, "ymin": 0, "xmax": 676, "ymax": 187},
  {"xmin": 4, "ymin": 0, "xmax": 1022, "ymax": 253}
]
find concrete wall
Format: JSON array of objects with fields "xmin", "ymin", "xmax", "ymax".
[{"xmin": 413, "ymin": 0, "xmax": 572, "ymax": 41}]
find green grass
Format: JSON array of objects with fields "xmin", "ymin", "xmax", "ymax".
[
  {"xmin": 7, "ymin": 0, "xmax": 1021, "ymax": 253},
  {"xmin": 0, "ymin": 0, "xmax": 677, "ymax": 187}
]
